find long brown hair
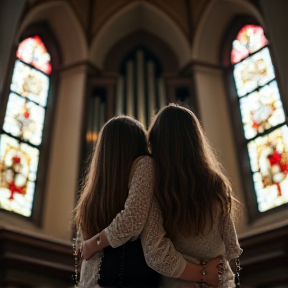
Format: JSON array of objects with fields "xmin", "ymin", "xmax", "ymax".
[
  {"xmin": 75, "ymin": 116, "xmax": 148, "ymax": 239},
  {"xmin": 148, "ymin": 104, "xmax": 232, "ymax": 239}
]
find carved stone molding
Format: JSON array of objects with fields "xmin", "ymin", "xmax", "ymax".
[
  {"xmin": 239, "ymin": 223, "xmax": 288, "ymax": 287},
  {"xmin": 0, "ymin": 226, "xmax": 73, "ymax": 287}
]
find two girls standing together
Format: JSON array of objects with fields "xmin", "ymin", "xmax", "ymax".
[{"xmin": 74, "ymin": 104, "xmax": 242, "ymax": 288}]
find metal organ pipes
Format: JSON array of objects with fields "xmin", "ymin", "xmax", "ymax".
[
  {"xmin": 158, "ymin": 77, "xmax": 166, "ymax": 108},
  {"xmin": 99, "ymin": 100, "xmax": 105, "ymax": 130},
  {"xmin": 137, "ymin": 50, "xmax": 146, "ymax": 126},
  {"xmin": 147, "ymin": 60, "xmax": 156, "ymax": 123},
  {"xmin": 116, "ymin": 48, "xmax": 166, "ymax": 128},
  {"xmin": 116, "ymin": 76, "xmax": 124, "ymax": 116},
  {"xmin": 126, "ymin": 61, "xmax": 134, "ymax": 117}
]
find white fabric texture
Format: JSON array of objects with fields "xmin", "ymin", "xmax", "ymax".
[
  {"xmin": 79, "ymin": 156, "xmax": 154, "ymax": 287},
  {"xmin": 79, "ymin": 156, "xmax": 242, "ymax": 288},
  {"xmin": 79, "ymin": 252, "xmax": 103, "ymax": 288}
]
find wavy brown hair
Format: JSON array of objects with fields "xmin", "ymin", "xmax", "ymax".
[
  {"xmin": 148, "ymin": 104, "xmax": 232, "ymax": 239},
  {"xmin": 74, "ymin": 116, "xmax": 148, "ymax": 239}
]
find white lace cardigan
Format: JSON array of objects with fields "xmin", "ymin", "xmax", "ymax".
[{"xmin": 79, "ymin": 156, "xmax": 242, "ymax": 288}]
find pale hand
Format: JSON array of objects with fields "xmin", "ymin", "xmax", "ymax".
[{"xmin": 81, "ymin": 236, "xmax": 99, "ymax": 260}]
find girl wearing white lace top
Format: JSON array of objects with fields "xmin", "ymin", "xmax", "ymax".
[
  {"xmin": 141, "ymin": 104, "xmax": 243, "ymax": 287},
  {"xmin": 75, "ymin": 115, "xmax": 221, "ymax": 287}
]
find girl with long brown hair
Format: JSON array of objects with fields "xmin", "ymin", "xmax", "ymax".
[
  {"xmin": 141, "ymin": 104, "xmax": 242, "ymax": 287},
  {"xmin": 74, "ymin": 115, "xmax": 221, "ymax": 287},
  {"xmin": 75, "ymin": 115, "xmax": 149, "ymax": 240}
]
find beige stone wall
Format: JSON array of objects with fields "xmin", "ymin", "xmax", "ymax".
[
  {"xmin": 0, "ymin": 0, "xmax": 287, "ymax": 243},
  {"xmin": 0, "ymin": 0, "xmax": 88, "ymax": 242}
]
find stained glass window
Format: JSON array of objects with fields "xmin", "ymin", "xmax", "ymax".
[
  {"xmin": 11, "ymin": 60, "xmax": 49, "ymax": 106},
  {"xmin": 0, "ymin": 35, "xmax": 51, "ymax": 217},
  {"xmin": 232, "ymin": 25, "xmax": 288, "ymax": 212},
  {"xmin": 16, "ymin": 35, "xmax": 52, "ymax": 75},
  {"xmin": 239, "ymin": 81, "xmax": 286, "ymax": 139},
  {"xmin": 3, "ymin": 93, "xmax": 45, "ymax": 145},
  {"xmin": 248, "ymin": 126, "xmax": 288, "ymax": 212},
  {"xmin": 234, "ymin": 48, "xmax": 275, "ymax": 97},
  {"xmin": 231, "ymin": 25, "xmax": 267, "ymax": 64}
]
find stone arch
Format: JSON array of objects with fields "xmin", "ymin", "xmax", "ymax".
[
  {"xmin": 16, "ymin": 1, "xmax": 88, "ymax": 66},
  {"xmin": 192, "ymin": 0, "xmax": 265, "ymax": 64},
  {"xmin": 103, "ymin": 30, "xmax": 178, "ymax": 74},
  {"xmin": 90, "ymin": 1, "xmax": 190, "ymax": 70}
]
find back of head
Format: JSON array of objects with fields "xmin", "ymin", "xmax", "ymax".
[
  {"xmin": 148, "ymin": 104, "xmax": 232, "ymax": 239},
  {"xmin": 75, "ymin": 115, "xmax": 148, "ymax": 239}
]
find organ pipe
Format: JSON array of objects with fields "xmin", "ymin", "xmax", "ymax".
[
  {"xmin": 147, "ymin": 61, "xmax": 156, "ymax": 123},
  {"xmin": 116, "ymin": 76, "xmax": 124, "ymax": 116},
  {"xmin": 136, "ymin": 50, "xmax": 145, "ymax": 125},
  {"xmin": 93, "ymin": 96, "xmax": 100, "ymax": 142},
  {"xmin": 158, "ymin": 77, "xmax": 166, "ymax": 109},
  {"xmin": 99, "ymin": 101, "xmax": 105, "ymax": 131},
  {"xmin": 126, "ymin": 61, "xmax": 134, "ymax": 117}
]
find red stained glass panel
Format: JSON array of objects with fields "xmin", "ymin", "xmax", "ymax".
[
  {"xmin": 231, "ymin": 25, "xmax": 268, "ymax": 64},
  {"xmin": 248, "ymin": 125, "xmax": 288, "ymax": 212},
  {"xmin": 16, "ymin": 35, "xmax": 52, "ymax": 75},
  {"xmin": 0, "ymin": 134, "xmax": 39, "ymax": 217}
]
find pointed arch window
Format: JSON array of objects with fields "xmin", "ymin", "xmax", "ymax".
[
  {"xmin": 0, "ymin": 35, "xmax": 52, "ymax": 217},
  {"xmin": 231, "ymin": 25, "xmax": 288, "ymax": 212}
]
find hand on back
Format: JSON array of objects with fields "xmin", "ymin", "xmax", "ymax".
[{"xmin": 204, "ymin": 257, "xmax": 223, "ymax": 287}]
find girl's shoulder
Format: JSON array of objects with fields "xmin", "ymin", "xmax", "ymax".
[
  {"xmin": 128, "ymin": 156, "xmax": 153, "ymax": 187},
  {"xmin": 133, "ymin": 155, "xmax": 153, "ymax": 170}
]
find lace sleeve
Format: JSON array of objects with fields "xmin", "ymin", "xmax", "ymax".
[
  {"xmin": 141, "ymin": 197, "xmax": 187, "ymax": 278},
  {"xmin": 222, "ymin": 215, "xmax": 243, "ymax": 260},
  {"xmin": 104, "ymin": 156, "xmax": 154, "ymax": 248}
]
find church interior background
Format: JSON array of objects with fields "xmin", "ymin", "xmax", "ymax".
[{"xmin": 0, "ymin": 0, "xmax": 288, "ymax": 287}]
